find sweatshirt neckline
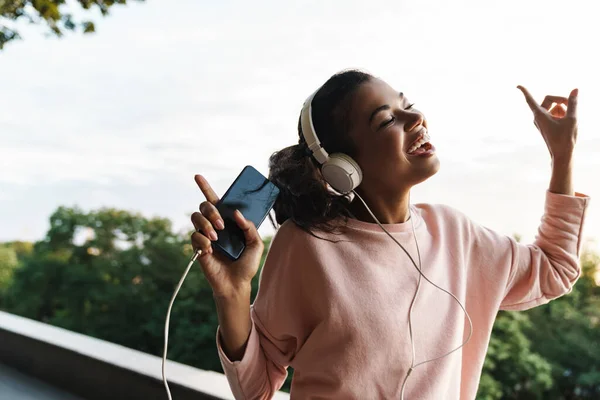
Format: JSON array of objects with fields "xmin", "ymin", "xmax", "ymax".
[{"xmin": 342, "ymin": 204, "xmax": 423, "ymax": 233}]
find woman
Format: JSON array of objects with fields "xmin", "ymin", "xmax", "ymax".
[{"xmin": 190, "ymin": 70, "xmax": 590, "ymax": 399}]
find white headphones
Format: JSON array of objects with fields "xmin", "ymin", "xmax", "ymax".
[
  {"xmin": 300, "ymin": 86, "xmax": 473, "ymax": 399},
  {"xmin": 300, "ymin": 90, "xmax": 363, "ymax": 194}
]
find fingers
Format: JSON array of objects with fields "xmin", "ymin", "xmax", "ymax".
[
  {"xmin": 517, "ymin": 85, "xmax": 543, "ymax": 116},
  {"xmin": 191, "ymin": 212, "xmax": 219, "ymax": 242},
  {"xmin": 549, "ymin": 103, "xmax": 566, "ymax": 118},
  {"xmin": 194, "ymin": 174, "xmax": 220, "ymax": 205},
  {"xmin": 191, "ymin": 231, "xmax": 213, "ymax": 255},
  {"xmin": 200, "ymin": 201, "xmax": 225, "ymax": 230},
  {"xmin": 567, "ymin": 88, "xmax": 578, "ymax": 119},
  {"xmin": 541, "ymin": 95, "xmax": 568, "ymax": 111},
  {"xmin": 233, "ymin": 210, "xmax": 262, "ymax": 248}
]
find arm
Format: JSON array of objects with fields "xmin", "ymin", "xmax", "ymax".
[
  {"xmin": 214, "ymin": 287, "xmax": 252, "ymax": 362},
  {"xmin": 484, "ymin": 151, "xmax": 589, "ymax": 310},
  {"xmin": 192, "ymin": 176, "xmax": 297, "ymax": 399},
  {"xmin": 494, "ymin": 86, "xmax": 591, "ymax": 310},
  {"xmin": 215, "ymin": 223, "xmax": 310, "ymax": 400},
  {"xmin": 498, "ymin": 188, "xmax": 589, "ymax": 311},
  {"xmin": 549, "ymin": 156, "xmax": 574, "ymax": 196}
]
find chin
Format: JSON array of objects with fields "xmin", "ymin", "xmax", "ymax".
[
  {"xmin": 429, "ymin": 155, "xmax": 441, "ymax": 176},
  {"xmin": 414, "ymin": 155, "xmax": 441, "ymax": 185}
]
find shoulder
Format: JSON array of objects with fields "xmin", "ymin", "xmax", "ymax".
[
  {"xmin": 412, "ymin": 202, "xmax": 481, "ymax": 246},
  {"xmin": 414, "ymin": 202, "xmax": 471, "ymax": 227},
  {"xmin": 263, "ymin": 219, "xmax": 323, "ymax": 266},
  {"xmin": 262, "ymin": 219, "xmax": 348, "ymax": 280},
  {"xmin": 270, "ymin": 219, "xmax": 308, "ymax": 242},
  {"xmin": 419, "ymin": 202, "xmax": 513, "ymax": 253},
  {"xmin": 256, "ymin": 220, "xmax": 328, "ymax": 308},
  {"xmin": 269, "ymin": 219, "xmax": 317, "ymax": 250}
]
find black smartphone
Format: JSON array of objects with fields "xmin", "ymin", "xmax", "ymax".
[{"xmin": 211, "ymin": 166, "xmax": 280, "ymax": 260}]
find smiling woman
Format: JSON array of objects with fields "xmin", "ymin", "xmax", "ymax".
[
  {"xmin": 368, "ymin": 93, "xmax": 436, "ymax": 156},
  {"xmin": 190, "ymin": 69, "xmax": 591, "ymax": 400},
  {"xmin": 263, "ymin": 71, "xmax": 441, "ymax": 234}
]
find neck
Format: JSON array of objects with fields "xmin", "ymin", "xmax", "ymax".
[{"xmin": 349, "ymin": 185, "xmax": 412, "ymax": 224}]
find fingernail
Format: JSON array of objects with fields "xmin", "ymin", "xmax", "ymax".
[
  {"xmin": 573, "ymin": 88, "xmax": 579, "ymax": 96},
  {"xmin": 209, "ymin": 231, "xmax": 218, "ymax": 241},
  {"xmin": 235, "ymin": 210, "xmax": 245, "ymax": 220},
  {"xmin": 215, "ymin": 219, "xmax": 225, "ymax": 230}
]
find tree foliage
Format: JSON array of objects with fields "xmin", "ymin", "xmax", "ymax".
[
  {"xmin": 477, "ymin": 242, "xmax": 600, "ymax": 399},
  {"xmin": 0, "ymin": 206, "xmax": 227, "ymax": 370},
  {"xmin": 0, "ymin": 206, "xmax": 598, "ymax": 398},
  {"xmin": 0, "ymin": 0, "xmax": 144, "ymax": 49},
  {"xmin": 523, "ymin": 248, "xmax": 600, "ymax": 399},
  {"xmin": 0, "ymin": 241, "xmax": 32, "ymax": 304}
]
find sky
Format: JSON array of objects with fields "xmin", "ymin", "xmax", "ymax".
[{"xmin": 1, "ymin": 0, "xmax": 599, "ymax": 253}]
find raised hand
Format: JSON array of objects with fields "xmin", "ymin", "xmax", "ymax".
[{"xmin": 517, "ymin": 86, "xmax": 579, "ymax": 162}]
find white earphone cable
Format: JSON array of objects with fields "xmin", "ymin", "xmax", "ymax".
[
  {"xmin": 352, "ymin": 190, "xmax": 473, "ymax": 400},
  {"xmin": 162, "ymin": 249, "xmax": 202, "ymax": 400},
  {"xmin": 164, "ymin": 193, "xmax": 473, "ymax": 400}
]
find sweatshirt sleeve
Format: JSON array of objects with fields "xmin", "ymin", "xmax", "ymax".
[
  {"xmin": 215, "ymin": 222, "xmax": 313, "ymax": 400},
  {"xmin": 466, "ymin": 190, "xmax": 590, "ymax": 312},
  {"xmin": 215, "ymin": 312, "xmax": 288, "ymax": 400}
]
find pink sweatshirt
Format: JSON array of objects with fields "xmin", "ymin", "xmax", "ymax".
[{"xmin": 216, "ymin": 190, "xmax": 590, "ymax": 399}]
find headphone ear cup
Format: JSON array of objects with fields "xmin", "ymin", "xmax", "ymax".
[{"xmin": 321, "ymin": 153, "xmax": 363, "ymax": 194}]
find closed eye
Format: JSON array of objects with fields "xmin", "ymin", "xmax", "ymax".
[
  {"xmin": 378, "ymin": 104, "xmax": 416, "ymax": 128},
  {"xmin": 380, "ymin": 116, "xmax": 395, "ymax": 128}
]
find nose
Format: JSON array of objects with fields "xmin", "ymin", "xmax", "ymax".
[{"xmin": 404, "ymin": 111, "xmax": 424, "ymax": 133}]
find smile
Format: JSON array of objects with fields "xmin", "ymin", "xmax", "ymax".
[{"xmin": 407, "ymin": 129, "xmax": 436, "ymax": 156}]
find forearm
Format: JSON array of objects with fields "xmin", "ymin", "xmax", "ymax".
[
  {"xmin": 214, "ymin": 286, "xmax": 252, "ymax": 362},
  {"xmin": 549, "ymin": 155, "xmax": 574, "ymax": 196}
]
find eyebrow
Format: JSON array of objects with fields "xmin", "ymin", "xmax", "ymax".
[{"xmin": 368, "ymin": 92, "xmax": 405, "ymax": 124}]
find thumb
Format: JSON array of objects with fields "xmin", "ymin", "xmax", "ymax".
[
  {"xmin": 567, "ymin": 88, "xmax": 578, "ymax": 119},
  {"xmin": 233, "ymin": 210, "xmax": 262, "ymax": 250},
  {"xmin": 517, "ymin": 85, "xmax": 543, "ymax": 116}
]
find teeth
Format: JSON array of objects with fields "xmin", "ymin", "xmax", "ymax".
[{"xmin": 408, "ymin": 132, "xmax": 431, "ymax": 154}]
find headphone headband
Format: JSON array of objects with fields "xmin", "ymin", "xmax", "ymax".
[
  {"xmin": 299, "ymin": 87, "xmax": 363, "ymax": 194},
  {"xmin": 300, "ymin": 90, "xmax": 329, "ymax": 165}
]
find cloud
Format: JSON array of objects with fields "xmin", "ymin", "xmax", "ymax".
[{"xmin": 0, "ymin": 0, "xmax": 599, "ymax": 250}]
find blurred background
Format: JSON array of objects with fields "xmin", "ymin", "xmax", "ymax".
[{"xmin": 1, "ymin": 1, "xmax": 599, "ymax": 399}]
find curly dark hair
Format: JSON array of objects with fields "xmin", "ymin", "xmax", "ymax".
[{"xmin": 268, "ymin": 69, "xmax": 373, "ymax": 234}]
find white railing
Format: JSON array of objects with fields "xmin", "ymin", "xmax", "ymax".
[{"xmin": 0, "ymin": 310, "xmax": 290, "ymax": 400}]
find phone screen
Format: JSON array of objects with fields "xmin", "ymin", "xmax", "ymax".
[{"xmin": 212, "ymin": 166, "xmax": 280, "ymax": 260}]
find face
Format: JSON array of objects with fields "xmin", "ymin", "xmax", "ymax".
[{"xmin": 347, "ymin": 78, "xmax": 440, "ymax": 192}]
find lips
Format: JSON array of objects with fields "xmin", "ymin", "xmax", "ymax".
[{"xmin": 406, "ymin": 127, "xmax": 428, "ymax": 152}]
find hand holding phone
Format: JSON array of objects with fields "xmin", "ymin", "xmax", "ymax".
[
  {"xmin": 211, "ymin": 166, "xmax": 280, "ymax": 260},
  {"xmin": 190, "ymin": 167, "xmax": 279, "ymax": 297}
]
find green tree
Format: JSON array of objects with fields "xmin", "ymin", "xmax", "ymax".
[
  {"xmin": 524, "ymin": 244, "xmax": 600, "ymax": 399},
  {"xmin": 0, "ymin": 0, "xmax": 144, "ymax": 50},
  {"xmin": 0, "ymin": 241, "xmax": 32, "ymax": 306},
  {"xmin": 0, "ymin": 206, "xmax": 278, "ymax": 375},
  {"xmin": 2, "ymin": 210, "xmax": 598, "ymax": 398},
  {"xmin": 478, "ymin": 240, "xmax": 600, "ymax": 399},
  {"xmin": 477, "ymin": 233, "xmax": 553, "ymax": 400},
  {"xmin": 0, "ymin": 245, "xmax": 18, "ymax": 290},
  {"xmin": 2, "ymin": 206, "xmax": 200, "ymax": 363},
  {"xmin": 478, "ymin": 311, "xmax": 553, "ymax": 400}
]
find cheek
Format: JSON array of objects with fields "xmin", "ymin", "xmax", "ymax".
[
  {"xmin": 381, "ymin": 131, "xmax": 406, "ymax": 157},
  {"xmin": 368, "ymin": 133, "xmax": 408, "ymax": 165},
  {"xmin": 353, "ymin": 129, "xmax": 408, "ymax": 170}
]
